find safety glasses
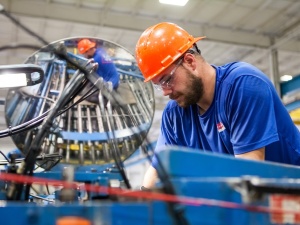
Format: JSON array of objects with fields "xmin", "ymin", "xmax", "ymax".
[{"xmin": 153, "ymin": 58, "xmax": 183, "ymax": 91}]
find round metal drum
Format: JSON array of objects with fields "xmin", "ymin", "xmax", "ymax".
[{"xmin": 4, "ymin": 37, "xmax": 154, "ymax": 167}]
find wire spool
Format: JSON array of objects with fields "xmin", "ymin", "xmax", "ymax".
[{"xmin": 4, "ymin": 37, "xmax": 155, "ymax": 168}]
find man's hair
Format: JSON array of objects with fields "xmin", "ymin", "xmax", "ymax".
[{"xmin": 188, "ymin": 44, "xmax": 201, "ymax": 55}]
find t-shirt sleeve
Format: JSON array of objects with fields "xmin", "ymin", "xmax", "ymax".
[
  {"xmin": 151, "ymin": 132, "xmax": 167, "ymax": 169},
  {"xmin": 151, "ymin": 105, "xmax": 177, "ymax": 169},
  {"xmin": 227, "ymin": 75, "xmax": 279, "ymax": 154}
]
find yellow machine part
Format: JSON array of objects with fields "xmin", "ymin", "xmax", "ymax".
[{"xmin": 290, "ymin": 108, "xmax": 300, "ymax": 125}]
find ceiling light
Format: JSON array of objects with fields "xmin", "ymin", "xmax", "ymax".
[
  {"xmin": 0, "ymin": 64, "xmax": 44, "ymax": 88},
  {"xmin": 280, "ymin": 75, "xmax": 293, "ymax": 82},
  {"xmin": 159, "ymin": 0, "xmax": 189, "ymax": 6},
  {"xmin": 0, "ymin": 73, "xmax": 27, "ymax": 88}
]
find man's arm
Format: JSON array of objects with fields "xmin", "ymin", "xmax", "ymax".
[
  {"xmin": 142, "ymin": 147, "xmax": 265, "ymax": 190},
  {"xmin": 142, "ymin": 165, "xmax": 158, "ymax": 189},
  {"xmin": 235, "ymin": 147, "xmax": 265, "ymax": 161}
]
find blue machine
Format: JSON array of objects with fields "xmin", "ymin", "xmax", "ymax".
[{"xmin": 1, "ymin": 146, "xmax": 300, "ymax": 225}]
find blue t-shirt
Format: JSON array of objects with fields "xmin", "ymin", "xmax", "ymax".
[
  {"xmin": 152, "ymin": 62, "xmax": 300, "ymax": 168},
  {"xmin": 93, "ymin": 48, "xmax": 119, "ymax": 89}
]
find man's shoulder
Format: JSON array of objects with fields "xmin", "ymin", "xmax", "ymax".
[
  {"xmin": 215, "ymin": 61, "xmax": 268, "ymax": 85},
  {"xmin": 228, "ymin": 61, "xmax": 265, "ymax": 75}
]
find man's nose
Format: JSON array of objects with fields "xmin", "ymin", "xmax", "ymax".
[{"xmin": 162, "ymin": 88, "xmax": 172, "ymax": 96}]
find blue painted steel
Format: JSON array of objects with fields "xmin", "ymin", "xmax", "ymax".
[
  {"xmin": 285, "ymin": 100, "xmax": 300, "ymax": 112},
  {"xmin": 2, "ymin": 146, "xmax": 300, "ymax": 224},
  {"xmin": 157, "ymin": 146, "xmax": 300, "ymax": 179},
  {"xmin": 280, "ymin": 74, "xmax": 300, "ymax": 96},
  {"xmin": 280, "ymin": 74, "xmax": 300, "ymax": 111},
  {"xmin": 60, "ymin": 123, "xmax": 150, "ymax": 141}
]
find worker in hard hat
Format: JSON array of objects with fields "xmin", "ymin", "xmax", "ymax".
[
  {"xmin": 135, "ymin": 22, "xmax": 300, "ymax": 189},
  {"xmin": 77, "ymin": 38, "xmax": 119, "ymax": 90}
]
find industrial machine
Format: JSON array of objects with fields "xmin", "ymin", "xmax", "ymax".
[{"xmin": 1, "ymin": 7, "xmax": 300, "ymax": 225}]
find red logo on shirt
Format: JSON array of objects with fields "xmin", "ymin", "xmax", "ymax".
[{"xmin": 217, "ymin": 122, "xmax": 225, "ymax": 132}]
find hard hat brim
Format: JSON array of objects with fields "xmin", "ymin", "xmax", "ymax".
[{"xmin": 143, "ymin": 36, "xmax": 206, "ymax": 82}]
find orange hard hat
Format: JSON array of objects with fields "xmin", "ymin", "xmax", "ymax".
[
  {"xmin": 77, "ymin": 39, "xmax": 96, "ymax": 54},
  {"xmin": 135, "ymin": 22, "xmax": 205, "ymax": 82}
]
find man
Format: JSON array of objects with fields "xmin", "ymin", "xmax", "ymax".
[
  {"xmin": 77, "ymin": 38, "xmax": 119, "ymax": 90},
  {"xmin": 135, "ymin": 22, "xmax": 300, "ymax": 189}
]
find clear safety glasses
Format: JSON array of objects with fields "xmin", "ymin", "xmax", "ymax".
[{"xmin": 153, "ymin": 58, "xmax": 183, "ymax": 91}]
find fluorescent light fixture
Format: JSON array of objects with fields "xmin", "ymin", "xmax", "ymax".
[
  {"xmin": 0, "ymin": 73, "xmax": 27, "ymax": 88},
  {"xmin": 0, "ymin": 64, "xmax": 44, "ymax": 88},
  {"xmin": 280, "ymin": 74, "xmax": 293, "ymax": 82},
  {"xmin": 159, "ymin": 0, "xmax": 189, "ymax": 6}
]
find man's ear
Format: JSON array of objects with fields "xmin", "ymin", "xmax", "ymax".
[{"xmin": 183, "ymin": 53, "xmax": 197, "ymax": 70}]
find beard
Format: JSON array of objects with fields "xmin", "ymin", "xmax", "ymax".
[
  {"xmin": 170, "ymin": 70, "xmax": 204, "ymax": 108},
  {"xmin": 86, "ymin": 53, "xmax": 93, "ymax": 59}
]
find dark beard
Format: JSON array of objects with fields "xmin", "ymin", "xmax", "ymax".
[{"xmin": 175, "ymin": 71, "xmax": 204, "ymax": 108}]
